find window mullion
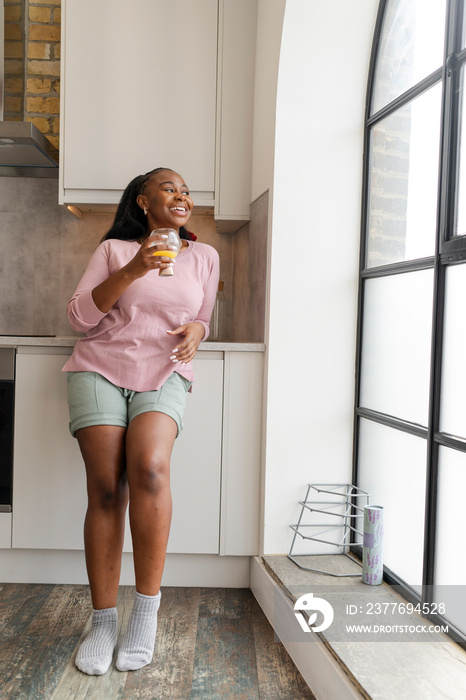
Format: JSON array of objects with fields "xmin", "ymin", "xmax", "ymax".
[
  {"xmin": 422, "ymin": 0, "xmax": 459, "ymax": 601},
  {"xmin": 440, "ymin": 0, "xmax": 466, "ymax": 251}
]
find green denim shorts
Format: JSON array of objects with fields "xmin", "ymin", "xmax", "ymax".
[{"xmin": 66, "ymin": 371, "xmax": 191, "ymax": 438}]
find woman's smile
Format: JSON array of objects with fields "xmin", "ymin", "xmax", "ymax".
[{"xmin": 169, "ymin": 204, "xmax": 188, "ymax": 216}]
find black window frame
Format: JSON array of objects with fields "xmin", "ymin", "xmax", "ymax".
[{"xmin": 352, "ymin": 0, "xmax": 466, "ymax": 647}]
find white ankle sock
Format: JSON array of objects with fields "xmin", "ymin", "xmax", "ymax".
[
  {"xmin": 75, "ymin": 607, "xmax": 118, "ymax": 676},
  {"xmin": 116, "ymin": 590, "xmax": 161, "ymax": 672}
]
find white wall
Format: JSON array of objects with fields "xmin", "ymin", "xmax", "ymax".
[{"xmin": 262, "ymin": 0, "xmax": 379, "ymax": 553}]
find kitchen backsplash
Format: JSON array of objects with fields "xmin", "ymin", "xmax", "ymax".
[
  {"xmin": 231, "ymin": 189, "xmax": 268, "ymax": 342},
  {"xmin": 0, "ymin": 177, "xmax": 267, "ymax": 341}
]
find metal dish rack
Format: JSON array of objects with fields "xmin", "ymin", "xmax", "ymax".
[{"xmin": 288, "ymin": 483, "xmax": 370, "ymax": 577}]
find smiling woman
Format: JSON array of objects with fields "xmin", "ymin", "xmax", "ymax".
[
  {"xmin": 61, "ymin": 166, "xmax": 220, "ymax": 675},
  {"xmin": 100, "ymin": 167, "xmax": 197, "ymax": 245},
  {"xmin": 136, "ymin": 170, "xmax": 193, "ymax": 232}
]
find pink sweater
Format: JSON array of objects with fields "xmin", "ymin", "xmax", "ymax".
[{"xmin": 62, "ymin": 239, "xmax": 220, "ymax": 391}]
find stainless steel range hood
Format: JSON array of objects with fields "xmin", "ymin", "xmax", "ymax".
[{"xmin": 0, "ymin": 122, "xmax": 59, "ymax": 177}]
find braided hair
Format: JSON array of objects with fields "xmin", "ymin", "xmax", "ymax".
[{"xmin": 101, "ymin": 167, "xmax": 195, "ymax": 242}]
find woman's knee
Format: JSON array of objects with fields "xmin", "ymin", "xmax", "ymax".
[
  {"xmin": 87, "ymin": 474, "xmax": 128, "ymax": 511},
  {"xmin": 129, "ymin": 455, "xmax": 170, "ymax": 496}
]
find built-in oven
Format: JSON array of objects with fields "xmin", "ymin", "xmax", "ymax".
[{"xmin": 0, "ymin": 348, "xmax": 15, "ymax": 512}]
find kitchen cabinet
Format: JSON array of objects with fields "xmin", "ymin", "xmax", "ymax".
[
  {"xmin": 59, "ymin": 0, "xmax": 218, "ymax": 211},
  {"xmin": 0, "ymin": 514, "xmax": 11, "ymax": 548},
  {"xmin": 59, "ymin": 0, "xmax": 257, "ymax": 230},
  {"xmin": 220, "ymin": 351, "xmax": 262, "ymax": 555},
  {"xmin": 156, "ymin": 351, "xmax": 224, "ymax": 554},
  {"xmin": 215, "ymin": 0, "xmax": 257, "ymax": 232},
  {"xmin": 12, "ymin": 347, "xmax": 223, "ymax": 553}
]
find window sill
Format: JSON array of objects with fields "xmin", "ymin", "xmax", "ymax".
[{"xmin": 252, "ymin": 555, "xmax": 466, "ymax": 700}]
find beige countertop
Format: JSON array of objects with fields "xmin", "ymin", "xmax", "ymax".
[{"xmin": 0, "ymin": 336, "xmax": 265, "ymax": 352}]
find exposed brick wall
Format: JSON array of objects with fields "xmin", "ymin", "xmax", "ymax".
[
  {"xmin": 26, "ymin": 0, "xmax": 61, "ymax": 148},
  {"xmin": 4, "ymin": 0, "xmax": 25, "ymax": 121},
  {"xmin": 3, "ymin": 0, "xmax": 61, "ymax": 149}
]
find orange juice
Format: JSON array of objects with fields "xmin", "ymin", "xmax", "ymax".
[{"xmin": 152, "ymin": 250, "xmax": 178, "ymax": 258}]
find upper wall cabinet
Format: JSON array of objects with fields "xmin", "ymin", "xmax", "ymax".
[
  {"xmin": 59, "ymin": 0, "xmax": 257, "ymax": 232},
  {"xmin": 215, "ymin": 0, "xmax": 257, "ymax": 231},
  {"xmin": 60, "ymin": 0, "xmax": 217, "ymax": 211}
]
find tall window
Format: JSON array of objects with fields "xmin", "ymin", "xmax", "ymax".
[{"xmin": 354, "ymin": 0, "xmax": 466, "ymax": 642}]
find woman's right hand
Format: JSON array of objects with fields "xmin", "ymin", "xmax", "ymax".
[
  {"xmin": 91, "ymin": 234, "xmax": 174, "ymax": 313},
  {"xmin": 125, "ymin": 234, "xmax": 174, "ymax": 278}
]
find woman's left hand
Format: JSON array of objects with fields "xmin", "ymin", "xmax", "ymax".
[{"xmin": 167, "ymin": 322, "xmax": 205, "ymax": 365}]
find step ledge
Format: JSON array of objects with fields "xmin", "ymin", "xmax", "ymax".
[{"xmin": 250, "ymin": 555, "xmax": 466, "ymax": 700}]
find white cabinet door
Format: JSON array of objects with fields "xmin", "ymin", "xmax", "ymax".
[
  {"xmin": 0, "ymin": 513, "xmax": 12, "ymax": 548},
  {"xmin": 220, "ymin": 351, "xmax": 262, "ymax": 555},
  {"xmin": 12, "ymin": 349, "xmax": 223, "ymax": 554},
  {"xmin": 154, "ymin": 352, "xmax": 223, "ymax": 554},
  {"xmin": 60, "ymin": 0, "xmax": 217, "ymax": 208},
  {"xmin": 12, "ymin": 349, "xmax": 86, "ymax": 550},
  {"xmin": 215, "ymin": 0, "xmax": 257, "ymax": 231}
]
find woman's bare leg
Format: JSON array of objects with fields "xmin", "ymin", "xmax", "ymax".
[
  {"xmin": 77, "ymin": 425, "xmax": 129, "ymax": 609},
  {"xmin": 74, "ymin": 424, "xmax": 129, "ymax": 675},
  {"xmin": 116, "ymin": 411, "xmax": 176, "ymax": 671},
  {"xmin": 125, "ymin": 411, "xmax": 177, "ymax": 595}
]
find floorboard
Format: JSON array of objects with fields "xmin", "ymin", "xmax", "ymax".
[
  {"xmin": 191, "ymin": 589, "xmax": 259, "ymax": 700},
  {"xmin": 250, "ymin": 592, "xmax": 315, "ymax": 699},
  {"xmin": 0, "ymin": 583, "xmax": 316, "ymax": 700}
]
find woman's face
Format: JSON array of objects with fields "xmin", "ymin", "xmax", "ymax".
[{"xmin": 138, "ymin": 169, "xmax": 193, "ymax": 232}]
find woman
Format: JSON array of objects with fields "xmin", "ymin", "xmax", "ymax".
[{"xmin": 63, "ymin": 167, "xmax": 219, "ymax": 675}]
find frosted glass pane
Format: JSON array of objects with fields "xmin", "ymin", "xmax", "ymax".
[
  {"xmin": 360, "ymin": 270, "xmax": 433, "ymax": 425},
  {"xmin": 367, "ymin": 84, "xmax": 441, "ymax": 268},
  {"xmin": 358, "ymin": 418, "xmax": 426, "ymax": 587},
  {"xmin": 435, "ymin": 448, "xmax": 466, "ymax": 585},
  {"xmin": 434, "ymin": 448, "xmax": 466, "ymax": 634},
  {"xmin": 371, "ymin": 0, "xmax": 446, "ymax": 114},
  {"xmin": 440, "ymin": 264, "xmax": 466, "ymax": 438},
  {"xmin": 455, "ymin": 67, "xmax": 466, "ymax": 236}
]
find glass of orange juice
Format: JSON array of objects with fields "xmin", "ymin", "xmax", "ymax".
[{"xmin": 148, "ymin": 228, "xmax": 181, "ymax": 276}]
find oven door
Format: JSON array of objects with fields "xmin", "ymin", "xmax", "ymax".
[{"xmin": 0, "ymin": 349, "xmax": 15, "ymax": 512}]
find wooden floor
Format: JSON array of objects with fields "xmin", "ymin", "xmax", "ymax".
[{"xmin": 0, "ymin": 584, "xmax": 316, "ymax": 699}]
